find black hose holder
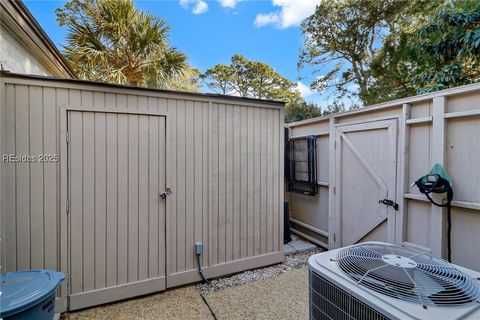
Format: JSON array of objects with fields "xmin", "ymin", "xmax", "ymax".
[{"xmin": 413, "ymin": 164, "xmax": 454, "ymax": 262}]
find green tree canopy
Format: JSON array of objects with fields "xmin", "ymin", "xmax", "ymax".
[
  {"xmin": 411, "ymin": 0, "xmax": 480, "ymax": 93},
  {"xmin": 299, "ymin": 0, "xmax": 437, "ymax": 105},
  {"xmin": 202, "ymin": 54, "xmax": 300, "ymax": 103},
  {"xmin": 284, "ymin": 101, "xmax": 322, "ymax": 123},
  {"xmin": 56, "ymin": 0, "xmax": 198, "ymax": 91},
  {"xmin": 202, "ymin": 54, "xmax": 309, "ymax": 121},
  {"xmin": 200, "ymin": 64, "xmax": 235, "ymax": 95}
]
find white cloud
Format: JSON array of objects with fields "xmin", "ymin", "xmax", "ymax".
[
  {"xmin": 254, "ymin": 0, "xmax": 318, "ymax": 29},
  {"xmin": 254, "ymin": 12, "xmax": 281, "ymax": 28},
  {"xmin": 179, "ymin": 0, "xmax": 190, "ymax": 8},
  {"xmin": 179, "ymin": 0, "xmax": 208, "ymax": 14},
  {"xmin": 296, "ymin": 81, "xmax": 314, "ymax": 98},
  {"xmin": 218, "ymin": 0, "xmax": 240, "ymax": 9},
  {"xmin": 193, "ymin": 1, "xmax": 208, "ymax": 14}
]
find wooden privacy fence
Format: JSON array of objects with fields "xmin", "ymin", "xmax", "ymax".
[
  {"xmin": 0, "ymin": 72, "xmax": 285, "ymax": 311},
  {"xmin": 286, "ymin": 82, "xmax": 480, "ymax": 271}
]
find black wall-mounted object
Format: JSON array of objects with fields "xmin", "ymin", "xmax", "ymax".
[
  {"xmin": 284, "ymin": 127, "xmax": 290, "ymax": 183},
  {"xmin": 287, "ymin": 135, "xmax": 317, "ymax": 196},
  {"xmin": 284, "ymin": 200, "xmax": 292, "ymax": 244},
  {"xmin": 414, "ymin": 169, "xmax": 454, "ymax": 262}
]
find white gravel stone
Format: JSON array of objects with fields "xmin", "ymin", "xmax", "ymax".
[{"xmin": 199, "ymin": 247, "xmax": 324, "ymax": 294}]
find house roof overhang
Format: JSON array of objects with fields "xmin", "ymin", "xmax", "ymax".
[{"xmin": 0, "ymin": 0, "xmax": 76, "ymax": 78}]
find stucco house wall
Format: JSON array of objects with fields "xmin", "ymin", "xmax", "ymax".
[
  {"xmin": 0, "ymin": 0, "xmax": 75, "ymax": 78},
  {"xmin": 0, "ymin": 23, "xmax": 52, "ymax": 76}
]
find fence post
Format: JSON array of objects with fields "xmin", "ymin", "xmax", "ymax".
[
  {"xmin": 396, "ymin": 104, "xmax": 411, "ymax": 245},
  {"xmin": 430, "ymin": 96, "xmax": 447, "ymax": 258},
  {"xmin": 328, "ymin": 116, "xmax": 338, "ymax": 249}
]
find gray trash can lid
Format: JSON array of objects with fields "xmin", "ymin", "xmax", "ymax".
[{"xmin": 1, "ymin": 270, "xmax": 65, "ymax": 317}]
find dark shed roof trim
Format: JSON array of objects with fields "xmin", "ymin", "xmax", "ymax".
[{"xmin": 0, "ymin": 71, "xmax": 285, "ymax": 107}]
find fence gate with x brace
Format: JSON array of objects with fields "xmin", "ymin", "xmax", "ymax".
[{"xmin": 333, "ymin": 119, "xmax": 398, "ymax": 247}]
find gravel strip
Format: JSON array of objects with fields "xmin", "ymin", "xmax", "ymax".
[
  {"xmin": 199, "ymin": 247, "xmax": 324, "ymax": 294},
  {"xmin": 61, "ymin": 247, "xmax": 323, "ymax": 319}
]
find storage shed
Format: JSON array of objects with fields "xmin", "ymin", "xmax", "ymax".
[
  {"xmin": 286, "ymin": 82, "xmax": 480, "ymax": 272},
  {"xmin": 0, "ymin": 71, "xmax": 285, "ymax": 311}
]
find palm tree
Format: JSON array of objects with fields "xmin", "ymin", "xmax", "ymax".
[{"xmin": 56, "ymin": 0, "xmax": 198, "ymax": 91}]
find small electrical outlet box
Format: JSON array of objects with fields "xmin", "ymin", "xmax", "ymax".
[{"xmin": 195, "ymin": 242, "xmax": 203, "ymax": 255}]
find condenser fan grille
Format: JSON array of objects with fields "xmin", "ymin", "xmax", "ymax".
[{"xmin": 336, "ymin": 244, "xmax": 480, "ymax": 307}]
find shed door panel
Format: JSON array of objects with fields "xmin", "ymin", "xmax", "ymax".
[
  {"xmin": 336, "ymin": 120, "xmax": 397, "ymax": 246},
  {"xmin": 68, "ymin": 111, "xmax": 166, "ymax": 310}
]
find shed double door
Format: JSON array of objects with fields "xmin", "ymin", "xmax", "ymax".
[
  {"xmin": 67, "ymin": 111, "xmax": 166, "ymax": 310},
  {"xmin": 334, "ymin": 119, "xmax": 398, "ymax": 247}
]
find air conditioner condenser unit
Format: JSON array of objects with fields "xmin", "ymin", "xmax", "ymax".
[{"xmin": 308, "ymin": 241, "xmax": 480, "ymax": 320}]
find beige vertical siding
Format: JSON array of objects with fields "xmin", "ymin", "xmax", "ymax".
[
  {"xmin": 287, "ymin": 83, "xmax": 480, "ymax": 271},
  {"xmin": 288, "ymin": 122, "xmax": 331, "ymax": 247},
  {"xmin": 66, "ymin": 111, "xmax": 167, "ymax": 309},
  {"xmin": 1, "ymin": 74, "xmax": 284, "ymax": 310}
]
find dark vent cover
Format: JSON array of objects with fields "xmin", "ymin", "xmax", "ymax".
[
  {"xmin": 310, "ymin": 270, "xmax": 391, "ymax": 320},
  {"xmin": 288, "ymin": 136, "xmax": 317, "ymax": 196},
  {"xmin": 336, "ymin": 243, "xmax": 480, "ymax": 307}
]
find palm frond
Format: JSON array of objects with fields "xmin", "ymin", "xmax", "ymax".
[{"xmin": 57, "ymin": 0, "xmax": 192, "ymax": 90}]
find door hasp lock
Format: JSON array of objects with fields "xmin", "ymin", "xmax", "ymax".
[
  {"xmin": 378, "ymin": 199, "xmax": 399, "ymax": 211},
  {"xmin": 160, "ymin": 187, "xmax": 172, "ymax": 199}
]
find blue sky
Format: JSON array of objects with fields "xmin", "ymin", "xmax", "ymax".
[{"xmin": 24, "ymin": 0, "xmax": 332, "ymax": 106}]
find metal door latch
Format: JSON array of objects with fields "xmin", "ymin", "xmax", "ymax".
[
  {"xmin": 378, "ymin": 199, "xmax": 399, "ymax": 211},
  {"xmin": 160, "ymin": 187, "xmax": 172, "ymax": 199}
]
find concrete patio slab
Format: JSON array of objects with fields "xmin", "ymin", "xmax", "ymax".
[
  {"xmin": 204, "ymin": 267, "xmax": 309, "ymax": 320},
  {"xmin": 62, "ymin": 249, "xmax": 318, "ymax": 320},
  {"xmin": 284, "ymin": 234, "xmax": 317, "ymax": 255},
  {"xmin": 62, "ymin": 286, "xmax": 213, "ymax": 320}
]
